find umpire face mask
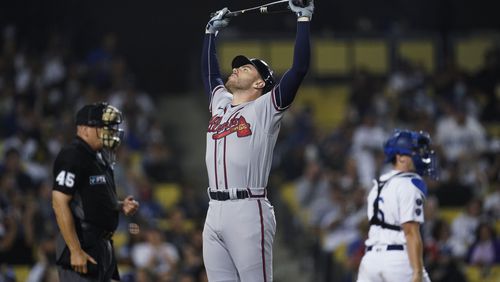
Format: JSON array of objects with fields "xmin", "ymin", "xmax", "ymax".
[
  {"xmin": 76, "ymin": 102, "xmax": 124, "ymax": 151},
  {"xmin": 98, "ymin": 105, "xmax": 124, "ymax": 150}
]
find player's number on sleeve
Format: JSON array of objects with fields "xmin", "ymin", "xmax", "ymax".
[{"xmin": 56, "ymin": 170, "xmax": 75, "ymax": 188}]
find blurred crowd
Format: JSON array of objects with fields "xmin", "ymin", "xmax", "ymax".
[
  {"xmin": 0, "ymin": 25, "xmax": 206, "ymax": 282},
  {"xmin": 271, "ymin": 46, "xmax": 500, "ymax": 281},
  {"xmin": 1, "ymin": 21, "xmax": 500, "ymax": 282}
]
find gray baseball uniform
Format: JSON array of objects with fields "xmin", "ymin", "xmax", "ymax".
[{"xmin": 201, "ymin": 16, "xmax": 311, "ymax": 282}]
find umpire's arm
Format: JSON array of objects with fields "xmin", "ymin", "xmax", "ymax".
[
  {"xmin": 52, "ymin": 191, "xmax": 82, "ymax": 254},
  {"xmin": 52, "ymin": 191, "xmax": 97, "ymax": 273},
  {"xmin": 402, "ymin": 221, "xmax": 424, "ymax": 281}
]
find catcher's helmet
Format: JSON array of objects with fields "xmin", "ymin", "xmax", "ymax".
[
  {"xmin": 76, "ymin": 102, "xmax": 124, "ymax": 150},
  {"xmin": 232, "ymin": 55, "xmax": 275, "ymax": 93},
  {"xmin": 384, "ymin": 129, "xmax": 438, "ymax": 179}
]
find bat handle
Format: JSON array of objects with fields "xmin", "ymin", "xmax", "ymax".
[
  {"xmin": 209, "ymin": 10, "xmax": 241, "ymax": 18},
  {"xmin": 226, "ymin": 11, "xmax": 242, "ymax": 17}
]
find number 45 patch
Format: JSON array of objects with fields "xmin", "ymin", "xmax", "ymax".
[{"xmin": 56, "ymin": 170, "xmax": 75, "ymax": 188}]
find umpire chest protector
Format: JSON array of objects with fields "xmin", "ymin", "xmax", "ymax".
[{"xmin": 53, "ymin": 137, "xmax": 120, "ymax": 232}]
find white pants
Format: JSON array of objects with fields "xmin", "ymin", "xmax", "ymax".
[
  {"xmin": 357, "ymin": 246, "xmax": 431, "ymax": 282},
  {"xmin": 203, "ymin": 198, "xmax": 276, "ymax": 282}
]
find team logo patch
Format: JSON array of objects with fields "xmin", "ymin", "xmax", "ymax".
[
  {"xmin": 89, "ymin": 175, "xmax": 107, "ymax": 185},
  {"xmin": 416, "ymin": 198, "xmax": 423, "ymax": 206},
  {"xmin": 415, "ymin": 208, "xmax": 422, "ymax": 216}
]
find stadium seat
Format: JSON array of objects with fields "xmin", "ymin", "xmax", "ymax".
[
  {"xmin": 465, "ymin": 265, "xmax": 500, "ymax": 282},
  {"xmin": 129, "ymin": 151, "xmax": 144, "ymax": 173},
  {"xmin": 280, "ymin": 182, "xmax": 300, "ymax": 216},
  {"xmin": 439, "ymin": 207, "xmax": 463, "ymax": 224},
  {"xmin": 397, "ymin": 39, "xmax": 436, "ymax": 73},
  {"xmin": 313, "ymin": 39, "xmax": 350, "ymax": 76},
  {"xmin": 112, "ymin": 230, "xmax": 128, "ymax": 250},
  {"xmin": 218, "ymin": 41, "xmax": 264, "ymax": 74},
  {"xmin": 455, "ymin": 36, "xmax": 495, "ymax": 73},
  {"xmin": 294, "ymin": 84, "xmax": 350, "ymax": 131},
  {"xmin": 353, "ymin": 39, "xmax": 389, "ymax": 74},
  {"xmin": 316, "ymin": 85, "xmax": 349, "ymax": 131},
  {"xmin": 280, "ymin": 182, "xmax": 310, "ymax": 225},
  {"xmin": 269, "ymin": 40, "xmax": 294, "ymax": 74},
  {"xmin": 485, "ymin": 123, "xmax": 500, "ymax": 138},
  {"xmin": 153, "ymin": 182, "xmax": 182, "ymax": 211},
  {"xmin": 13, "ymin": 265, "xmax": 30, "ymax": 281},
  {"xmin": 332, "ymin": 242, "xmax": 348, "ymax": 267}
]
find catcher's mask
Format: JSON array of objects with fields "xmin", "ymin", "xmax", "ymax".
[
  {"xmin": 383, "ymin": 129, "xmax": 438, "ymax": 179},
  {"xmin": 76, "ymin": 102, "xmax": 124, "ymax": 150},
  {"xmin": 232, "ymin": 55, "xmax": 275, "ymax": 93}
]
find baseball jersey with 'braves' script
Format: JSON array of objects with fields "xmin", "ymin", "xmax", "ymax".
[
  {"xmin": 206, "ymin": 85, "xmax": 284, "ymax": 190},
  {"xmin": 202, "ymin": 23, "xmax": 311, "ymax": 191}
]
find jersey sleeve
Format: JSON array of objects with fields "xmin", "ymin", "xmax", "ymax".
[
  {"xmin": 52, "ymin": 148, "xmax": 81, "ymax": 195},
  {"xmin": 201, "ymin": 33, "xmax": 225, "ymax": 102},
  {"xmin": 272, "ymin": 21, "xmax": 310, "ymax": 110},
  {"xmin": 397, "ymin": 177, "xmax": 427, "ymax": 224}
]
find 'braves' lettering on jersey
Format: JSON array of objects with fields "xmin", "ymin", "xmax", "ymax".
[
  {"xmin": 208, "ymin": 113, "xmax": 252, "ymax": 140},
  {"xmin": 205, "ymin": 87, "xmax": 284, "ymax": 190}
]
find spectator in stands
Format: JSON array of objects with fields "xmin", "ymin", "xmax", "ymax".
[
  {"xmin": 435, "ymin": 102, "xmax": 487, "ymax": 164},
  {"xmin": 349, "ymin": 69, "xmax": 379, "ymax": 118},
  {"xmin": 450, "ymin": 198, "xmax": 483, "ymax": 258},
  {"xmin": 425, "ymin": 219, "xmax": 467, "ymax": 282},
  {"xmin": 319, "ymin": 186, "xmax": 366, "ymax": 253},
  {"xmin": 350, "ymin": 112, "xmax": 386, "ymax": 189},
  {"xmin": 483, "ymin": 181, "xmax": 500, "ymax": 220},
  {"xmin": 466, "ymin": 222, "xmax": 500, "ymax": 265},
  {"xmin": 0, "ymin": 148, "xmax": 36, "ymax": 193},
  {"xmin": 422, "ymin": 195, "xmax": 440, "ymax": 243},
  {"xmin": 473, "ymin": 46, "xmax": 500, "ymax": 122},
  {"xmin": 131, "ymin": 227, "xmax": 180, "ymax": 281},
  {"xmin": 0, "ymin": 187, "xmax": 35, "ymax": 264},
  {"xmin": 295, "ymin": 160, "xmax": 330, "ymax": 227}
]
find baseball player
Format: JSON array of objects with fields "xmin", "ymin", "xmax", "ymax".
[
  {"xmin": 356, "ymin": 129, "xmax": 438, "ymax": 282},
  {"xmin": 200, "ymin": 1, "xmax": 313, "ymax": 281}
]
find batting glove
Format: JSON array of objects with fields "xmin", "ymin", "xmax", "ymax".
[
  {"xmin": 289, "ymin": 0, "xmax": 314, "ymax": 20},
  {"xmin": 206, "ymin": 7, "xmax": 231, "ymax": 34}
]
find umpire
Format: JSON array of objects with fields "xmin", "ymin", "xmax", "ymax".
[{"xmin": 52, "ymin": 102, "xmax": 139, "ymax": 281}]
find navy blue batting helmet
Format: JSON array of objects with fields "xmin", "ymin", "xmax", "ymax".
[
  {"xmin": 232, "ymin": 55, "xmax": 275, "ymax": 93},
  {"xmin": 384, "ymin": 129, "xmax": 438, "ymax": 179}
]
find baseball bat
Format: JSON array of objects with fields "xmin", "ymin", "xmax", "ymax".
[{"xmin": 210, "ymin": 0, "xmax": 290, "ymax": 18}]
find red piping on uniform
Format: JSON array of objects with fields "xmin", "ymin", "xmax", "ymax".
[
  {"xmin": 214, "ymin": 141, "xmax": 218, "ymax": 189},
  {"xmin": 257, "ymin": 200, "xmax": 267, "ymax": 282},
  {"xmin": 223, "ymin": 137, "xmax": 228, "ymax": 189},
  {"xmin": 271, "ymin": 87, "xmax": 280, "ymax": 111}
]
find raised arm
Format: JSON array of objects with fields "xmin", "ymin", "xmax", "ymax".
[
  {"xmin": 273, "ymin": 1, "xmax": 313, "ymax": 110},
  {"xmin": 201, "ymin": 8, "xmax": 231, "ymax": 99}
]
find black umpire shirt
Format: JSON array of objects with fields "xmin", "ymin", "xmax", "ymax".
[{"xmin": 53, "ymin": 136, "xmax": 119, "ymax": 232}]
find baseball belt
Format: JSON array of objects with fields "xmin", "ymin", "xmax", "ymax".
[
  {"xmin": 366, "ymin": 244, "xmax": 404, "ymax": 252},
  {"xmin": 208, "ymin": 188, "xmax": 266, "ymax": 201}
]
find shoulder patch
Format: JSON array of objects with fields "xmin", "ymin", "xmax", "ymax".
[{"xmin": 411, "ymin": 178, "xmax": 427, "ymax": 196}]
